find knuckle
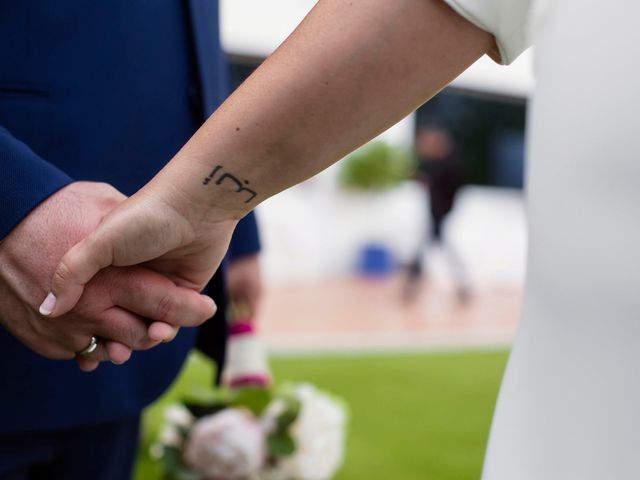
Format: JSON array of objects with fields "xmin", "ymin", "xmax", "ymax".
[
  {"xmin": 95, "ymin": 320, "xmax": 131, "ymax": 349},
  {"xmin": 156, "ymin": 294, "xmax": 178, "ymax": 325},
  {"xmin": 113, "ymin": 324, "xmax": 138, "ymax": 349},
  {"xmin": 126, "ymin": 326, "xmax": 145, "ymax": 349},
  {"xmin": 52, "ymin": 260, "xmax": 73, "ymax": 288}
]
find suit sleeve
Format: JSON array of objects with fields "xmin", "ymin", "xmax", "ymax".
[
  {"xmin": 227, "ymin": 211, "xmax": 261, "ymax": 261},
  {"xmin": 0, "ymin": 126, "xmax": 73, "ymax": 240}
]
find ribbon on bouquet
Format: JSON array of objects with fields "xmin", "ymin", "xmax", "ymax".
[{"xmin": 222, "ymin": 320, "xmax": 272, "ymax": 389}]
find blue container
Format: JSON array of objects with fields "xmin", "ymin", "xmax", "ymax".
[{"xmin": 357, "ymin": 243, "xmax": 395, "ymax": 277}]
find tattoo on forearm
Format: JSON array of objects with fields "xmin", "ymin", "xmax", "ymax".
[{"xmin": 202, "ymin": 165, "xmax": 257, "ymax": 203}]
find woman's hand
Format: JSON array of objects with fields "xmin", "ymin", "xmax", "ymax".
[{"xmin": 41, "ymin": 184, "xmax": 237, "ymax": 323}]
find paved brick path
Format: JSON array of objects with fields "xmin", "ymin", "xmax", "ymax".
[{"xmin": 257, "ymin": 274, "xmax": 522, "ymax": 353}]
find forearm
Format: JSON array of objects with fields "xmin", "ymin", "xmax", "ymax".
[{"xmin": 151, "ymin": 0, "xmax": 491, "ymax": 222}]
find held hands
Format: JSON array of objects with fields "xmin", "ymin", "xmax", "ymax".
[
  {"xmin": 41, "ymin": 182, "xmax": 238, "ymax": 332},
  {"xmin": 0, "ymin": 182, "xmax": 216, "ymax": 371}
]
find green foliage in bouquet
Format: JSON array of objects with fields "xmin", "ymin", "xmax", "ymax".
[
  {"xmin": 264, "ymin": 386, "xmax": 301, "ymax": 458},
  {"xmin": 339, "ymin": 141, "xmax": 416, "ymax": 191},
  {"xmin": 158, "ymin": 446, "xmax": 199, "ymax": 480},
  {"xmin": 183, "ymin": 386, "xmax": 272, "ymax": 418}
]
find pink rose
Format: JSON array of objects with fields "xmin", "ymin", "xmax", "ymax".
[{"xmin": 184, "ymin": 408, "xmax": 265, "ymax": 479}]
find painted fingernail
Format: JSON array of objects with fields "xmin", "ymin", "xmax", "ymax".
[{"xmin": 39, "ymin": 292, "xmax": 57, "ymax": 316}]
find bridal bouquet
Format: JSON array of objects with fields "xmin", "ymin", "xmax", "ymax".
[{"xmin": 151, "ymin": 323, "xmax": 348, "ymax": 480}]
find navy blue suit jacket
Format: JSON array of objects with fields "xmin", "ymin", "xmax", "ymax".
[{"xmin": 0, "ymin": 0, "xmax": 259, "ymax": 434}]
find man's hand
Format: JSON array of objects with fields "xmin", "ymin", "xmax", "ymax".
[
  {"xmin": 227, "ymin": 254, "xmax": 262, "ymax": 321},
  {"xmin": 0, "ymin": 182, "xmax": 216, "ymax": 371}
]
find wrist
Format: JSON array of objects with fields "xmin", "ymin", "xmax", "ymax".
[
  {"xmin": 141, "ymin": 172, "xmax": 241, "ymax": 245},
  {"xmin": 149, "ymin": 155, "xmax": 254, "ymax": 226}
]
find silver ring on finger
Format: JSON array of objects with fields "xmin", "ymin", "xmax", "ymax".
[{"xmin": 76, "ymin": 336, "xmax": 99, "ymax": 357}]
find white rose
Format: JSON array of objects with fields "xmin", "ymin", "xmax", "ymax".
[
  {"xmin": 164, "ymin": 404, "xmax": 195, "ymax": 429},
  {"xmin": 150, "ymin": 423, "xmax": 184, "ymax": 462},
  {"xmin": 183, "ymin": 408, "xmax": 265, "ymax": 479},
  {"xmin": 270, "ymin": 384, "xmax": 347, "ymax": 480}
]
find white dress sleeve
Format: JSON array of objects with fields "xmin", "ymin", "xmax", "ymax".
[{"xmin": 442, "ymin": 0, "xmax": 533, "ymax": 64}]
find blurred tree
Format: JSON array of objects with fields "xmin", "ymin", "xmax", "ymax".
[{"xmin": 339, "ymin": 142, "xmax": 416, "ymax": 191}]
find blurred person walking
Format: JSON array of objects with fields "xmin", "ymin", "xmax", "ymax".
[{"xmin": 405, "ymin": 125, "xmax": 470, "ymax": 303}]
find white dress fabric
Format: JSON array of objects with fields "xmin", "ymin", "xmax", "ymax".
[{"xmin": 443, "ymin": 0, "xmax": 640, "ymax": 478}]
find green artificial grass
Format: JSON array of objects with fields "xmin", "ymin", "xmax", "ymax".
[{"xmin": 135, "ymin": 349, "xmax": 508, "ymax": 480}]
